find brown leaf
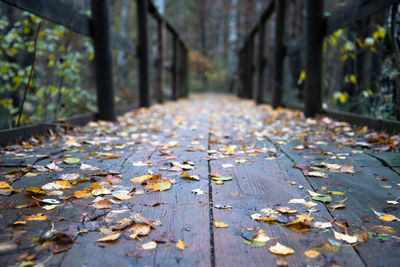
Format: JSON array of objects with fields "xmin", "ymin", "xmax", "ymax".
[
  {"xmin": 106, "ymin": 175, "xmax": 122, "ymax": 184},
  {"xmin": 154, "ymin": 231, "xmax": 173, "ymax": 243},
  {"xmin": 92, "ymin": 199, "xmax": 112, "ymax": 209}
]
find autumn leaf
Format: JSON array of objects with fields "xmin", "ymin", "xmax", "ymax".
[
  {"xmin": 215, "ymin": 221, "xmax": 228, "ymax": 228},
  {"xmin": 73, "ymin": 190, "xmax": 91, "ymax": 198},
  {"xmin": 142, "ymin": 241, "xmax": 157, "ymax": 250},
  {"xmin": 180, "ymin": 173, "xmax": 200, "ymax": 181},
  {"xmin": 25, "ymin": 213, "xmax": 48, "ymax": 221},
  {"xmin": 304, "ymin": 250, "xmax": 320, "ymax": 258},
  {"xmin": 92, "ymin": 199, "xmax": 112, "ymax": 209},
  {"xmin": 269, "ymin": 242, "xmax": 294, "ymax": 256},
  {"xmin": 131, "ymin": 175, "xmax": 153, "ymax": 184},
  {"xmin": 25, "ymin": 187, "xmax": 46, "ymax": 195},
  {"xmin": 372, "ymin": 209, "xmax": 400, "ymax": 222},
  {"xmin": 176, "ymin": 240, "xmax": 186, "ymax": 250},
  {"xmin": 63, "ymin": 157, "xmax": 80, "ymax": 165},
  {"xmin": 333, "ymin": 230, "xmax": 357, "ymax": 244},
  {"xmin": 191, "ymin": 188, "xmax": 206, "ymax": 195},
  {"xmin": 42, "ymin": 180, "xmax": 72, "ymax": 191},
  {"xmin": 96, "ymin": 233, "xmax": 121, "ymax": 242},
  {"xmin": 113, "ymin": 193, "xmax": 133, "ymax": 200}
]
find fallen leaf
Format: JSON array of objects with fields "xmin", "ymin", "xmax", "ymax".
[
  {"xmin": 106, "ymin": 175, "xmax": 122, "ymax": 184},
  {"xmin": 73, "ymin": 190, "xmax": 91, "ymax": 198},
  {"xmin": 154, "ymin": 231, "xmax": 173, "ymax": 243},
  {"xmin": 113, "ymin": 193, "xmax": 133, "ymax": 200},
  {"xmin": 42, "ymin": 181, "xmax": 71, "ymax": 191},
  {"xmin": 181, "ymin": 173, "xmax": 200, "ymax": 181},
  {"xmin": 0, "ymin": 181, "xmax": 13, "ymax": 190},
  {"xmin": 176, "ymin": 240, "xmax": 186, "ymax": 250},
  {"xmin": 304, "ymin": 250, "xmax": 320, "ymax": 258},
  {"xmin": 306, "ymin": 171, "xmax": 328, "ymax": 178},
  {"xmin": 269, "ymin": 242, "xmax": 294, "ymax": 256},
  {"xmin": 60, "ymin": 173, "xmax": 80, "ymax": 181},
  {"xmin": 333, "ymin": 230, "xmax": 357, "ymax": 244},
  {"xmin": 191, "ymin": 188, "xmax": 206, "ymax": 195},
  {"xmin": 25, "ymin": 213, "xmax": 48, "ymax": 221},
  {"xmin": 142, "ymin": 241, "xmax": 157, "ymax": 250},
  {"xmin": 25, "ymin": 187, "xmax": 46, "ymax": 195},
  {"xmin": 92, "ymin": 199, "xmax": 112, "ymax": 209},
  {"xmin": 131, "ymin": 175, "xmax": 152, "ymax": 184},
  {"xmin": 372, "ymin": 209, "xmax": 400, "ymax": 222},
  {"xmin": 64, "ymin": 157, "xmax": 80, "ymax": 165},
  {"xmin": 215, "ymin": 221, "xmax": 228, "ymax": 228},
  {"xmin": 127, "ymin": 224, "xmax": 151, "ymax": 239},
  {"xmin": 96, "ymin": 233, "xmax": 121, "ymax": 242}
]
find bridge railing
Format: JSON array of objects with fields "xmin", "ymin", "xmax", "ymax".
[
  {"xmin": 237, "ymin": 0, "xmax": 400, "ymax": 133},
  {"xmin": 0, "ymin": 0, "xmax": 188, "ymax": 145}
]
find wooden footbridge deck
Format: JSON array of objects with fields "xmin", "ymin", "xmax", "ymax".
[{"xmin": 1, "ymin": 94, "xmax": 399, "ymax": 267}]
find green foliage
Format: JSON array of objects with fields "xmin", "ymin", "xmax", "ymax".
[{"xmin": 0, "ymin": 11, "xmax": 96, "ymax": 128}]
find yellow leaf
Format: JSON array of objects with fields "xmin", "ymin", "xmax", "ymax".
[
  {"xmin": 269, "ymin": 242, "xmax": 294, "ymax": 256},
  {"xmin": 0, "ymin": 182, "xmax": 12, "ymax": 190},
  {"xmin": 25, "ymin": 213, "xmax": 48, "ymax": 221},
  {"xmin": 176, "ymin": 240, "xmax": 186, "ymax": 250},
  {"xmin": 130, "ymin": 175, "xmax": 153, "ymax": 184},
  {"xmin": 96, "ymin": 233, "xmax": 121, "ymax": 242},
  {"xmin": 304, "ymin": 250, "xmax": 320, "ymax": 258},
  {"xmin": 25, "ymin": 187, "xmax": 45, "ymax": 194},
  {"xmin": 113, "ymin": 193, "xmax": 134, "ymax": 200},
  {"xmin": 214, "ymin": 221, "xmax": 228, "ymax": 228},
  {"xmin": 349, "ymin": 74, "xmax": 357, "ymax": 84},
  {"xmin": 297, "ymin": 70, "xmax": 306, "ymax": 85},
  {"xmin": 73, "ymin": 190, "xmax": 91, "ymax": 199},
  {"xmin": 327, "ymin": 191, "xmax": 345, "ymax": 195},
  {"xmin": 379, "ymin": 214, "xmax": 398, "ymax": 222}
]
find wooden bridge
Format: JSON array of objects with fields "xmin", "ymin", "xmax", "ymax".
[{"xmin": 1, "ymin": 1, "xmax": 400, "ymax": 267}]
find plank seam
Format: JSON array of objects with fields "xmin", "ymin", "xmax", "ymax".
[{"xmin": 208, "ymin": 117, "xmax": 216, "ymax": 267}]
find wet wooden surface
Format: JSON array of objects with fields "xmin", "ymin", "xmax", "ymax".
[{"xmin": 1, "ymin": 94, "xmax": 399, "ymax": 267}]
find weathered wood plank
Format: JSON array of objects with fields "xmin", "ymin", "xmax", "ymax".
[
  {"xmin": 275, "ymin": 140, "xmax": 400, "ymax": 266},
  {"xmin": 208, "ymin": 112, "xmax": 364, "ymax": 266}
]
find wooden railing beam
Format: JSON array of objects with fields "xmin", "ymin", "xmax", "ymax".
[
  {"xmin": 90, "ymin": 0, "xmax": 116, "ymax": 121},
  {"xmin": 136, "ymin": 0, "xmax": 150, "ymax": 107},
  {"xmin": 304, "ymin": 0, "xmax": 324, "ymax": 117}
]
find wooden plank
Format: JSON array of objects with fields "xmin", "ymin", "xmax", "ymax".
[
  {"xmin": 325, "ymin": 0, "xmax": 399, "ymax": 34},
  {"xmin": 208, "ymin": 115, "xmax": 364, "ymax": 266},
  {"xmin": 304, "ymin": 0, "xmax": 323, "ymax": 117},
  {"xmin": 60, "ymin": 101, "xmax": 211, "ymax": 267},
  {"xmin": 276, "ymin": 140, "xmax": 400, "ymax": 266},
  {"xmin": 90, "ymin": 0, "xmax": 116, "ymax": 121},
  {"xmin": 272, "ymin": 0, "xmax": 286, "ymax": 108},
  {"xmin": 136, "ymin": 0, "xmax": 151, "ymax": 107},
  {"xmin": 256, "ymin": 20, "xmax": 266, "ymax": 104}
]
